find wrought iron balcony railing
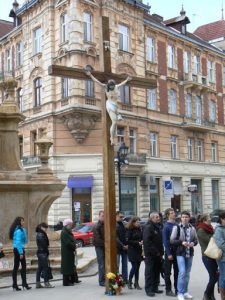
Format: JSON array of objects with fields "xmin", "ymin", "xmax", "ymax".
[{"xmin": 21, "ymin": 156, "xmax": 41, "ymax": 167}]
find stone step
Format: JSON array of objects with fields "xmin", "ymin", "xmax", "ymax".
[{"xmin": 0, "ymin": 250, "xmax": 96, "ymax": 276}]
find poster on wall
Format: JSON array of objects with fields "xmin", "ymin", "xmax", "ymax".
[{"xmin": 74, "ymin": 201, "xmax": 80, "ymax": 211}]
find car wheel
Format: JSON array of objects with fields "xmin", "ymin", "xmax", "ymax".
[{"xmin": 76, "ymin": 239, "xmax": 84, "ymax": 248}]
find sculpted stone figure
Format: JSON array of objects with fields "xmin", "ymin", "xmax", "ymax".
[{"xmin": 86, "ymin": 71, "xmax": 132, "ymax": 145}]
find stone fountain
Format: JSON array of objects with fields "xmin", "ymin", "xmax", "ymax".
[{"xmin": 0, "ymin": 79, "xmax": 65, "ymax": 246}]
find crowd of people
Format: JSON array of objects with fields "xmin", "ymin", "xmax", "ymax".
[
  {"xmin": 1, "ymin": 209, "xmax": 224, "ymax": 300},
  {"xmin": 93, "ymin": 209, "xmax": 225, "ymax": 300},
  {"xmin": 5, "ymin": 217, "xmax": 81, "ymax": 291}
]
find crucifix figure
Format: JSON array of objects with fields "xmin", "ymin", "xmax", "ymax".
[
  {"xmin": 48, "ymin": 16, "xmax": 156, "ymax": 293},
  {"xmin": 86, "ymin": 70, "xmax": 132, "ymax": 145}
]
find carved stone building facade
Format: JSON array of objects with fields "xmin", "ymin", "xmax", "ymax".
[{"xmin": 1, "ymin": 0, "xmax": 225, "ymax": 224}]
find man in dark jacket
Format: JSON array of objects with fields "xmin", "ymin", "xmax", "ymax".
[
  {"xmin": 162, "ymin": 208, "xmax": 178, "ymax": 297},
  {"xmin": 143, "ymin": 211, "xmax": 164, "ymax": 297},
  {"xmin": 93, "ymin": 210, "xmax": 105, "ymax": 286},
  {"xmin": 116, "ymin": 211, "xmax": 128, "ymax": 283}
]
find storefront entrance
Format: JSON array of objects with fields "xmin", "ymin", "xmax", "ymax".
[
  {"xmin": 121, "ymin": 177, "xmax": 137, "ymax": 216},
  {"xmin": 191, "ymin": 179, "xmax": 202, "ymax": 215},
  {"xmin": 171, "ymin": 195, "xmax": 181, "ymax": 214},
  {"xmin": 72, "ymin": 188, "xmax": 92, "ymax": 225},
  {"xmin": 68, "ymin": 176, "xmax": 93, "ymax": 225}
]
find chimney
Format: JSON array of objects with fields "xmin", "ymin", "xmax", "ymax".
[
  {"xmin": 152, "ymin": 14, "xmax": 164, "ymax": 23},
  {"xmin": 9, "ymin": 0, "xmax": 21, "ymax": 27}
]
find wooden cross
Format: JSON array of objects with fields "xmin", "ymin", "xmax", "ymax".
[{"xmin": 49, "ymin": 16, "xmax": 156, "ymax": 292}]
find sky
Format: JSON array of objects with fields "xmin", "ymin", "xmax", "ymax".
[{"xmin": 0, "ymin": 0, "xmax": 224, "ymax": 33}]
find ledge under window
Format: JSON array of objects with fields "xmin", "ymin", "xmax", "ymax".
[{"xmin": 33, "ymin": 105, "xmax": 42, "ymax": 113}]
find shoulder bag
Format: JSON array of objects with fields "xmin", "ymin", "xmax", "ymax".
[{"xmin": 204, "ymin": 237, "xmax": 222, "ymax": 260}]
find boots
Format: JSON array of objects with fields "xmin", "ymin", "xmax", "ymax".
[
  {"xmin": 44, "ymin": 282, "xmax": 55, "ymax": 288},
  {"xmin": 36, "ymin": 282, "xmax": 44, "ymax": 289},
  {"xmin": 134, "ymin": 281, "xmax": 142, "ymax": 290},
  {"xmin": 202, "ymin": 292, "xmax": 212, "ymax": 300},
  {"xmin": 210, "ymin": 293, "xmax": 216, "ymax": 300},
  {"xmin": 220, "ymin": 288, "xmax": 225, "ymax": 300},
  {"xmin": 127, "ymin": 281, "xmax": 133, "ymax": 289}
]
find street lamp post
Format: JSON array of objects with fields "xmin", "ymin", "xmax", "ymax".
[{"xmin": 115, "ymin": 142, "xmax": 129, "ymax": 211}]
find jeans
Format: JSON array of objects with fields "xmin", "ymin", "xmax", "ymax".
[
  {"xmin": 117, "ymin": 252, "xmax": 128, "ymax": 281},
  {"xmin": 129, "ymin": 261, "xmax": 141, "ymax": 283},
  {"xmin": 218, "ymin": 260, "xmax": 225, "ymax": 289},
  {"xmin": 12, "ymin": 248, "xmax": 27, "ymax": 287},
  {"xmin": 176, "ymin": 256, "xmax": 193, "ymax": 295},
  {"xmin": 95, "ymin": 247, "xmax": 105, "ymax": 286},
  {"xmin": 36, "ymin": 253, "xmax": 49, "ymax": 283},
  {"xmin": 145, "ymin": 256, "xmax": 161, "ymax": 294},
  {"xmin": 164, "ymin": 255, "xmax": 178, "ymax": 293},
  {"xmin": 202, "ymin": 256, "xmax": 218, "ymax": 295}
]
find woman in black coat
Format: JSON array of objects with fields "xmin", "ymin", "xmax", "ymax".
[
  {"xmin": 126, "ymin": 217, "xmax": 143, "ymax": 290},
  {"xmin": 36, "ymin": 222, "xmax": 54, "ymax": 288},
  {"xmin": 61, "ymin": 219, "xmax": 81, "ymax": 286}
]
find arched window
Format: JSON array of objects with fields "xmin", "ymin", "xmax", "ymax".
[
  {"xmin": 83, "ymin": 12, "xmax": 93, "ymax": 42},
  {"xmin": 169, "ymin": 89, "xmax": 176, "ymax": 114},
  {"xmin": 34, "ymin": 77, "xmax": 42, "ymax": 107},
  {"xmin": 196, "ymin": 96, "xmax": 201, "ymax": 124},
  {"xmin": 85, "ymin": 65, "xmax": 94, "ymax": 97},
  {"xmin": 17, "ymin": 88, "xmax": 23, "ymax": 112},
  {"xmin": 61, "ymin": 13, "xmax": 68, "ymax": 43},
  {"xmin": 62, "ymin": 78, "xmax": 69, "ymax": 98},
  {"xmin": 185, "ymin": 93, "xmax": 192, "ymax": 118}
]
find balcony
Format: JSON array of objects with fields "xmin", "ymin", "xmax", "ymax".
[
  {"xmin": 127, "ymin": 153, "xmax": 147, "ymax": 164},
  {"xmin": 182, "ymin": 73, "xmax": 209, "ymax": 92},
  {"xmin": 181, "ymin": 117, "xmax": 215, "ymax": 132},
  {"xmin": 0, "ymin": 71, "xmax": 14, "ymax": 81},
  {"xmin": 21, "ymin": 156, "xmax": 41, "ymax": 167}
]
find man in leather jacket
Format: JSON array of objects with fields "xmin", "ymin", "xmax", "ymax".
[
  {"xmin": 143, "ymin": 211, "xmax": 164, "ymax": 297},
  {"xmin": 116, "ymin": 211, "xmax": 128, "ymax": 283},
  {"xmin": 93, "ymin": 210, "xmax": 105, "ymax": 286}
]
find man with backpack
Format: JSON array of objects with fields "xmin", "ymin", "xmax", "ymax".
[{"xmin": 170, "ymin": 211, "xmax": 198, "ymax": 300}]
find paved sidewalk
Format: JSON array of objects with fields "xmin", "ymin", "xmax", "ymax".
[{"xmin": 0, "ymin": 245, "xmax": 220, "ymax": 300}]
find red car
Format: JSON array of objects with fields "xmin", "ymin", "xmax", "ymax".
[{"xmin": 72, "ymin": 222, "xmax": 95, "ymax": 247}]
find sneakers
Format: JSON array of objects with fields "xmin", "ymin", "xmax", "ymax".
[
  {"xmin": 44, "ymin": 282, "xmax": 55, "ymax": 288},
  {"xmin": 184, "ymin": 293, "xmax": 193, "ymax": 299},
  {"xmin": 177, "ymin": 294, "xmax": 185, "ymax": 300},
  {"xmin": 166, "ymin": 290, "xmax": 176, "ymax": 297}
]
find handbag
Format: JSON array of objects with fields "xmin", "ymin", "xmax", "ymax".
[
  {"xmin": 41, "ymin": 260, "xmax": 53, "ymax": 280},
  {"xmin": 0, "ymin": 250, "xmax": 5, "ymax": 259},
  {"xmin": 204, "ymin": 237, "xmax": 222, "ymax": 260}
]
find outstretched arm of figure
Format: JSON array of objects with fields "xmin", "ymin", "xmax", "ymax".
[
  {"xmin": 116, "ymin": 76, "xmax": 132, "ymax": 88},
  {"xmin": 85, "ymin": 71, "xmax": 106, "ymax": 87}
]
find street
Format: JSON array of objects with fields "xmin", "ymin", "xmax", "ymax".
[{"xmin": 0, "ymin": 245, "xmax": 220, "ymax": 299}]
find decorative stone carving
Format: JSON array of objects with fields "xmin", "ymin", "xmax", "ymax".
[
  {"xmin": 63, "ymin": 111, "xmax": 99, "ymax": 143},
  {"xmin": 35, "ymin": 129, "xmax": 53, "ymax": 175},
  {"xmin": 116, "ymin": 63, "xmax": 136, "ymax": 76}
]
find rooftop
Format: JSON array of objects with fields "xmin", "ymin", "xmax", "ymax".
[
  {"xmin": 0, "ymin": 20, "xmax": 13, "ymax": 38},
  {"xmin": 194, "ymin": 19, "xmax": 225, "ymax": 42}
]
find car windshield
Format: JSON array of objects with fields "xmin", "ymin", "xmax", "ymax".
[{"xmin": 76, "ymin": 225, "xmax": 92, "ymax": 233}]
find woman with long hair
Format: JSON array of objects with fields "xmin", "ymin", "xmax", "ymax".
[
  {"xmin": 214, "ymin": 211, "xmax": 225, "ymax": 300},
  {"xmin": 9, "ymin": 217, "xmax": 31, "ymax": 291},
  {"xmin": 197, "ymin": 214, "xmax": 218, "ymax": 300},
  {"xmin": 36, "ymin": 222, "xmax": 54, "ymax": 288},
  {"xmin": 126, "ymin": 217, "xmax": 143, "ymax": 290}
]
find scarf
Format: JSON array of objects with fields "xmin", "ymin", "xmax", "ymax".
[{"xmin": 197, "ymin": 223, "xmax": 214, "ymax": 234}]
